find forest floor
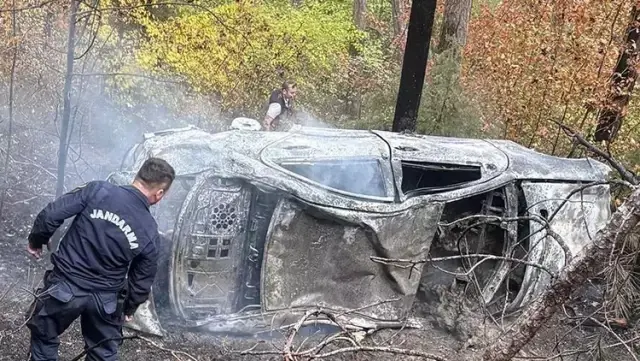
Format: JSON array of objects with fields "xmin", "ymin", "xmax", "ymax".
[{"xmin": 0, "ymin": 226, "xmax": 637, "ymax": 361}]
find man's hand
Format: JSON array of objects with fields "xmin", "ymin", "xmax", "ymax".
[
  {"xmin": 27, "ymin": 241, "xmax": 50, "ymax": 260},
  {"xmin": 124, "ymin": 315, "xmax": 133, "ymax": 323},
  {"xmin": 263, "ymin": 117, "xmax": 274, "ymax": 131}
]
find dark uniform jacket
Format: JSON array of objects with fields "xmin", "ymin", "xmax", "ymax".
[{"xmin": 28, "ymin": 180, "xmax": 159, "ymax": 315}]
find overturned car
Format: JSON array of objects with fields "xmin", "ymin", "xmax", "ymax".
[{"xmin": 106, "ymin": 125, "xmax": 613, "ymax": 336}]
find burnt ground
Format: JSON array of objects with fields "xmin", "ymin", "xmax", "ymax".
[{"xmin": 0, "ymin": 232, "xmax": 637, "ymax": 361}]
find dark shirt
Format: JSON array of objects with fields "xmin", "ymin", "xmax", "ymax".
[
  {"xmin": 28, "ymin": 180, "xmax": 159, "ymax": 315},
  {"xmin": 267, "ymin": 89, "xmax": 292, "ymax": 122}
]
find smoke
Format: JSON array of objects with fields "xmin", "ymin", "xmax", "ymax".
[
  {"xmin": 0, "ymin": 2, "xmax": 375, "ymax": 336},
  {"xmin": 0, "ymin": 32, "xmax": 222, "ymax": 235},
  {"xmin": 293, "ymin": 108, "xmax": 335, "ymax": 129}
]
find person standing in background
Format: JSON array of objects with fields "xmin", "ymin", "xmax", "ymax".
[{"xmin": 263, "ymin": 80, "xmax": 297, "ymax": 131}]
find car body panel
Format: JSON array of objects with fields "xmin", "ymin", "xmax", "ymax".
[
  {"xmin": 108, "ymin": 125, "xmax": 613, "ymax": 336},
  {"xmin": 261, "ymin": 198, "xmax": 444, "ymax": 321},
  {"xmin": 509, "ymin": 182, "xmax": 612, "ymax": 309}
]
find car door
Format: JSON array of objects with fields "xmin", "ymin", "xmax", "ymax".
[
  {"xmin": 168, "ymin": 173, "xmax": 252, "ymax": 320},
  {"xmin": 261, "ymin": 198, "xmax": 444, "ymax": 324}
]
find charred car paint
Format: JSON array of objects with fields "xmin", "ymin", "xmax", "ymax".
[{"xmin": 105, "ymin": 125, "xmax": 612, "ymax": 336}]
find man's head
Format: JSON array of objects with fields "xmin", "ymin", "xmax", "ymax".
[
  {"xmin": 133, "ymin": 157, "xmax": 175, "ymax": 205},
  {"xmin": 281, "ymin": 80, "xmax": 297, "ymax": 101}
]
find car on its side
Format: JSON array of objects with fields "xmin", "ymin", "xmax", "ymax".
[{"xmin": 106, "ymin": 124, "xmax": 612, "ymax": 336}]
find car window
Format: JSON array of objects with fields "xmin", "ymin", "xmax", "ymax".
[
  {"xmin": 279, "ymin": 158, "xmax": 387, "ymax": 198},
  {"xmin": 400, "ymin": 161, "xmax": 482, "ymax": 196}
]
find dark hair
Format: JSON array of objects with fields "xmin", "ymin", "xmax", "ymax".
[
  {"xmin": 281, "ymin": 80, "xmax": 297, "ymax": 91},
  {"xmin": 135, "ymin": 157, "xmax": 175, "ymax": 190}
]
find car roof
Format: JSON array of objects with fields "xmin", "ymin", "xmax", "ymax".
[{"xmin": 128, "ymin": 125, "xmax": 611, "ymax": 210}]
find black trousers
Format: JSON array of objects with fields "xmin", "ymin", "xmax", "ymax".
[{"xmin": 26, "ymin": 271, "xmax": 125, "ymax": 361}]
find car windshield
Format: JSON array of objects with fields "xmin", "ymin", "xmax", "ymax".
[{"xmin": 279, "ymin": 158, "xmax": 387, "ymax": 198}]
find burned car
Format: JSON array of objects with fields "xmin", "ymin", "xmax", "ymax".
[{"xmin": 106, "ymin": 125, "xmax": 612, "ymax": 336}]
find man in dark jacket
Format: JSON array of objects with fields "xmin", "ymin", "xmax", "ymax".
[
  {"xmin": 25, "ymin": 157, "xmax": 175, "ymax": 361},
  {"xmin": 263, "ymin": 80, "xmax": 297, "ymax": 131}
]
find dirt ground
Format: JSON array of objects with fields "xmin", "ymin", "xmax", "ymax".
[{"xmin": 0, "ymin": 232, "xmax": 637, "ymax": 361}]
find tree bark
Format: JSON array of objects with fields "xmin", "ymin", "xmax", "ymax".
[
  {"xmin": 594, "ymin": 1, "xmax": 640, "ymax": 143},
  {"xmin": 437, "ymin": 0, "xmax": 472, "ymax": 54},
  {"xmin": 0, "ymin": 0, "xmax": 18, "ymax": 219},
  {"xmin": 353, "ymin": 0, "xmax": 367, "ymax": 30},
  {"xmin": 390, "ymin": 0, "xmax": 406, "ymax": 36},
  {"xmin": 345, "ymin": 0, "xmax": 367, "ymax": 119},
  {"xmin": 392, "ymin": 0, "xmax": 438, "ymax": 132},
  {"xmin": 56, "ymin": 0, "xmax": 79, "ymax": 197},
  {"xmin": 482, "ymin": 185, "xmax": 640, "ymax": 361}
]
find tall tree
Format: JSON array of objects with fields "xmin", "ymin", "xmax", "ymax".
[
  {"xmin": 392, "ymin": 0, "xmax": 438, "ymax": 132},
  {"xmin": 437, "ymin": 0, "xmax": 472, "ymax": 54},
  {"xmin": 56, "ymin": 0, "xmax": 79, "ymax": 197},
  {"xmin": 345, "ymin": 0, "xmax": 367, "ymax": 119},
  {"xmin": 594, "ymin": 2, "xmax": 640, "ymax": 143},
  {"xmin": 0, "ymin": 0, "xmax": 18, "ymax": 219},
  {"xmin": 390, "ymin": 0, "xmax": 406, "ymax": 36},
  {"xmin": 353, "ymin": 0, "xmax": 367, "ymax": 30}
]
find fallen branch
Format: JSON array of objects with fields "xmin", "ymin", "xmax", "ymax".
[
  {"xmin": 586, "ymin": 317, "xmax": 639, "ymax": 361},
  {"xmin": 238, "ymin": 306, "xmax": 447, "ymax": 361},
  {"xmin": 440, "ymin": 214, "xmax": 572, "ymax": 264},
  {"xmin": 70, "ymin": 334, "xmax": 199, "ymax": 361},
  {"xmin": 554, "ymin": 120, "xmax": 638, "ymax": 185},
  {"xmin": 69, "ymin": 335, "xmax": 140, "ymax": 361},
  {"xmin": 284, "ymin": 309, "xmax": 321, "ymax": 360},
  {"xmin": 312, "ymin": 346, "xmax": 448, "ymax": 360},
  {"xmin": 482, "ymin": 185, "xmax": 640, "ymax": 361},
  {"xmin": 138, "ymin": 335, "xmax": 199, "ymax": 361},
  {"xmin": 240, "ymin": 345, "xmax": 448, "ymax": 361},
  {"xmin": 371, "ymin": 254, "xmax": 554, "ymax": 278}
]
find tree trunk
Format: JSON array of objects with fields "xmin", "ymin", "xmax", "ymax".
[
  {"xmin": 353, "ymin": 0, "xmax": 367, "ymax": 30},
  {"xmin": 594, "ymin": 2, "xmax": 640, "ymax": 143},
  {"xmin": 0, "ymin": 0, "xmax": 18, "ymax": 219},
  {"xmin": 482, "ymin": 185, "xmax": 640, "ymax": 361},
  {"xmin": 437, "ymin": 0, "xmax": 472, "ymax": 54},
  {"xmin": 390, "ymin": 0, "xmax": 406, "ymax": 36},
  {"xmin": 56, "ymin": 0, "xmax": 79, "ymax": 197},
  {"xmin": 392, "ymin": 0, "xmax": 438, "ymax": 132},
  {"xmin": 345, "ymin": 0, "xmax": 367, "ymax": 119}
]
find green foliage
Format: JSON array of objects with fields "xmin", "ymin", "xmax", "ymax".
[
  {"xmin": 418, "ymin": 49, "xmax": 485, "ymax": 138},
  {"xmin": 132, "ymin": 1, "xmax": 366, "ymax": 117}
]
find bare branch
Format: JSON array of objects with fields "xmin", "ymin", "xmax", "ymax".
[
  {"xmin": 241, "ymin": 345, "xmax": 448, "ymax": 361},
  {"xmin": 72, "ymin": 72, "xmax": 185, "ymax": 84},
  {"xmin": 69, "ymin": 336, "xmax": 140, "ymax": 361},
  {"xmin": 482, "ymin": 185, "xmax": 640, "ymax": 361},
  {"xmin": 0, "ymin": 0, "xmax": 19, "ymax": 219},
  {"xmin": 553, "ymin": 120, "xmax": 638, "ymax": 185},
  {"xmin": 0, "ymin": 0, "xmax": 60, "ymax": 12},
  {"xmin": 371, "ymin": 254, "xmax": 555, "ymax": 278},
  {"xmin": 586, "ymin": 317, "xmax": 639, "ymax": 361},
  {"xmin": 76, "ymin": 1, "xmax": 254, "ymax": 47},
  {"xmin": 312, "ymin": 346, "xmax": 449, "ymax": 360},
  {"xmin": 440, "ymin": 214, "xmax": 573, "ymax": 265}
]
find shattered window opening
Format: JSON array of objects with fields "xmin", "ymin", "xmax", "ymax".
[
  {"xmin": 401, "ymin": 161, "xmax": 482, "ymax": 195},
  {"xmin": 279, "ymin": 158, "xmax": 387, "ymax": 198}
]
